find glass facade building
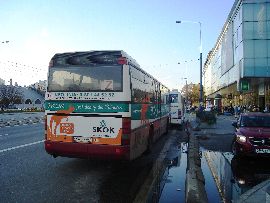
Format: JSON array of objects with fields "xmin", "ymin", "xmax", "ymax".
[{"xmin": 204, "ymin": 0, "xmax": 270, "ymax": 110}]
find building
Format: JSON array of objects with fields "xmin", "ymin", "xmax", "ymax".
[
  {"xmin": 30, "ymin": 80, "xmax": 47, "ymax": 92},
  {"xmin": 204, "ymin": 0, "xmax": 270, "ymax": 111},
  {"xmin": 0, "ymin": 78, "xmax": 5, "ymax": 85}
]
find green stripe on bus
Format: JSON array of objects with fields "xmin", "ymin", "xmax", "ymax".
[
  {"xmin": 131, "ymin": 104, "xmax": 170, "ymax": 119},
  {"xmin": 45, "ymin": 101, "xmax": 129, "ymax": 113}
]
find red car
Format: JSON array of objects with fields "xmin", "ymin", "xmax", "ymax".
[{"xmin": 232, "ymin": 112, "xmax": 270, "ymax": 157}]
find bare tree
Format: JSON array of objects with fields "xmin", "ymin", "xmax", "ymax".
[{"xmin": 0, "ymin": 85, "xmax": 23, "ymax": 108}]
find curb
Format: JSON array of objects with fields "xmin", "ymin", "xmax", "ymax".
[
  {"xmin": 235, "ymin": 179, "xmax": 270, "ymax": 203},
  {"xmin": 185, "ymin": 121, "xmax": 208, "ymax": 203},
  {"xmin": 133, "ymin": 134, "xmax": 177, "ymax": 203}
]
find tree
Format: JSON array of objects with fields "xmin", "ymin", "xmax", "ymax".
[
  {"xmin": 181, "ymin": 83, "xmax": 201, "ymax": 106},
  {"xmin": 0, "ymin": 85, "xmax": 23, "ymax": 108}
]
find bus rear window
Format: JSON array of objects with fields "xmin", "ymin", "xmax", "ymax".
[
  {"xmin": 47, "ymin": 65, "xmax": 123, "ymax": 92},
  {"xmin": 169, "ymin": 94, "xmax": 178, "ymax": 103}
]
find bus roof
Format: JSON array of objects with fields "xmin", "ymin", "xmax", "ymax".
[
  {"xmin": 51, "ymin": 50, "xmax": 139, "ymax": 67},
  {"xmin": 50, "ymin": 50, "xmax": 170, "ymax": 91}
]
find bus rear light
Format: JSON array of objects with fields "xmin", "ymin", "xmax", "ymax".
[
  {"xmin": 122, "ymin": 118, "xmax": 131, "ymax": 145},
  {"xmin": 178, "ymin": 110, "xmax": 182, "ymax": 119},
  {"xmin": 121, "ymin": 134, "xmax": 130, "ymax": 145},
  {"xmin": 115, "ymin": 148, "xmax": 122, "ymax": 154},
  {"xmin": 118, "ymin": 57, "xmax": 127, "ymax": 65},
  {"xmin": 45, "ymin": 142, "xmax": 52, "ymax": 149},
  {"xmin": 44, "ymin": 115, "xmax": 47, "ymax": 139},
  {"xmin": 122, "ymin": 118, "xmax": 131, "ymax": 134},
  {"xmin": 44, "ymin": 115, "xmax": 47, "ymax": 130}
]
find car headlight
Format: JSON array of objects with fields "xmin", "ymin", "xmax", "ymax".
[
  {"xmin": 237, "ymin": 179, "xmax": 246, "ymax": 185},
  {"xmin": 236, "ymin": 134, "xmax": 246, "ymax": 143}
]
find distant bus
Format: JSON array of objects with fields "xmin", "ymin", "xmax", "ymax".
[
  {"xmin": 169, "ymin": 90, "xmax": 185, "ymax": 127},
  {"xmin": 44, "ymin": 50, "xmax": 170, "ymax": 160}
]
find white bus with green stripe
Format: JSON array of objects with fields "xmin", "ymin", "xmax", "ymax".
[{"xmin": 44, "ymin": 50, "xmax": 170, "ymax": 160}]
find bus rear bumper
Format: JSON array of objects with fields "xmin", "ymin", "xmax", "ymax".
[
  {"xmin": 170, "ymin": 118, "xmax": 183, "ymax": 125},
  {"xmin": 44, "ymin": 141, "xmax": 130, "ymax": 160}
]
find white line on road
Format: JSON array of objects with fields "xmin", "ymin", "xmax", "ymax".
[{"xmin": 0, "ymin": 140, "xmax": 45, "ymax": 153}]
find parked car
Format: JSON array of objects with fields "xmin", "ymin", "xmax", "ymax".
[{"xmin": 232, "ymin": 112, "xmax": 270, "ymax": 157}]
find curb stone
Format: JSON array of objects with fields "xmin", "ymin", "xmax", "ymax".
[{"xmin": 185, "ymin": 120, "xmax": 208, "ymax": 203}]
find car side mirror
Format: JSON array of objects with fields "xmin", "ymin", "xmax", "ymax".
[{"xmin": 232, "ymin": 122, "xmax": 237, "ymax": 128}]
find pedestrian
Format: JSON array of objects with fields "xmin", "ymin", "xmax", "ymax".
[{"xmin": 234, "ymin": 105, "xmax": 238, "ymax": 118}]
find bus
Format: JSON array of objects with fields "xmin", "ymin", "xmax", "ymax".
[
  {"xmin": 44, "ymin": 50, "xmax": 170, "ymax": 161},
  {"xmin": 169, "ymin": 90, "xmax": 185, "ymax": 127}
]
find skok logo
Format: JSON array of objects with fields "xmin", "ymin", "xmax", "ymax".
[{"xmin": 93, "ymin": 120, "xmax": 115, "ymax": 133}]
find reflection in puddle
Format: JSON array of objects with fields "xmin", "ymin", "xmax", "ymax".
[
  {"xmin": 203, "ymin": 150, "xmax": 270, "ymax": 203},
  {"xmin": 201, "ymin": 152, "xmax": 223, "ymax": 203},
  {"xmin": 231, "ymin": 156, "xmax": 270, "ymax": 198},
  {"xmin": 149, "ymin": 143, "xmax": 188, "ymax": 203}
]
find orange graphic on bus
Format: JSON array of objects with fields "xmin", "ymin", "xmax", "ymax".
[
  {"xmin": 141, "ymin": 96, "xmax": 150, "ymax": 124},
  {"xmin": 47, "ymin": 106, "xmax": 75, "ymax": 142},
  {"xmin": 60, "ymin": 123, "xmax": 74, "ymax": 134}
]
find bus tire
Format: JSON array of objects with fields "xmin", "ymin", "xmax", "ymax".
[
  {"xmin": 165, "ymin": 118, "xmax": 169, "ymax": 134},
  {"xmin": 145, "ymin": 126, "xmax": 154, "ymax": 154}
]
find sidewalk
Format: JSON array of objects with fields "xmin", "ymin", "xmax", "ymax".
[
  {"xmin": 0, "ymin": 112, "xmax": 44, "ymax": 127},
  {"xmin": 235, "ymin": 179, "xmax": 270, "ymax": 203}
]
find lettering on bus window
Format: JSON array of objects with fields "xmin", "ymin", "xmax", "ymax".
[
  {"xmin": 101, "ymin": 80, "xmax": 114, "ymax": 90},
  {"xmin": 48, "ymin": 92, "xmax": 116, "ymax": 100},
  {"xmin": 55, "ymin": 92, "xmax": 65, "ymax": 97}
]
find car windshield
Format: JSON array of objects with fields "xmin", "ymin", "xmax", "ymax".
[{"xmin": 240, "ymin": 116, "xmax": 270, "ymax": 128}]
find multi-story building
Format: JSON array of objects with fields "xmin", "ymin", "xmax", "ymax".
[{"xmin": 204, "ymin": 0, "xmax": 270, "ymax": 111}]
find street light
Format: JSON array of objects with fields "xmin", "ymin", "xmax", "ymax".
[
  {"xmin": 1, "ymin": 41, "xmax": 9, "ymax": 44},
  {"xmin": 176, "ymin": 20, "xmax": 203, "ymax": 110},
  {"xmin": 182, "ymin": 77, "xmax": 188, "ymax": 107}
]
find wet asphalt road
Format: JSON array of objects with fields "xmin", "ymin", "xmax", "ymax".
[{"xmin": 0, "ymin": 121, "xmax": 186, "ymax": 203}]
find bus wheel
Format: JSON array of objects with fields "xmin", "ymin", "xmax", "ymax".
[
  {"xmin": 178, "ymin": 124, "xmax": 183, "ymax": 131},
  {"xmin": 145, "ymin": 127, "xmax": 154, "ymax": 154},
  {"xmin": 165, "ymin": 118, "xmax": 169, "ymax": 134}
]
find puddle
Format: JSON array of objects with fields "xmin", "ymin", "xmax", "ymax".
[
  {"xmin": 145, "ymin": 132, "xmax": 270, "ymax": 203},
  {"xmin": 145, "ymin": 142, "xmax": 188, "ymax": 203},
  {"xmin": 202, "ymin": 150, "xmax": 270, "ymax": 203}
]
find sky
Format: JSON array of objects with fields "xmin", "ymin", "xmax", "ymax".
[{"xmin": 0, "ymin": 0, "xmax": 236, "ymax": 90}]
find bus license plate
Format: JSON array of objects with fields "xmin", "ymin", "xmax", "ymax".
[{"xmin": 255, "ymin": 149, "xmax": 270, "ymax": 154}]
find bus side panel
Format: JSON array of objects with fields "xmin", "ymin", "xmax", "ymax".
[
  {"xmin": 160, "ymin": 116, "xmax": 169, "ymax": 135},
  {"xmin": 152, "ymin": 116, "xmax": 169, "ymax": 143},
  {"xmin": 129, "ymin": 124, "xmax": 150, "ymax": 160}
]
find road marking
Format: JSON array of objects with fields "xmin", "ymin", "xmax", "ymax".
[{"xmin": 0, "ymin": 140, "xmax": 45, "ymax": 153}]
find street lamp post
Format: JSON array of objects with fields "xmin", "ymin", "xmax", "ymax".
[
  {"xmin": 1, "ymin": 41, "xmax": 9, "ymax": 44},
  {"xmin": 176, "ymin": 20, "xmax": 203, "ymax": 110},
  {"xmin": 183, "ymin": 77, "xmax": 188, "ymax": 106}
]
